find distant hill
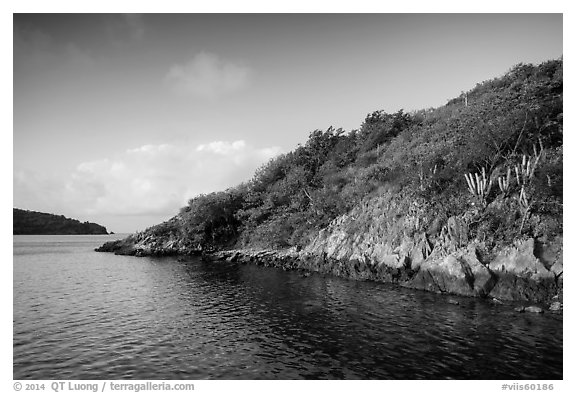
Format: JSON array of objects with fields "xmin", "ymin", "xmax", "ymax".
[{"xmin": 13, "ymin": 208, "xmax": 108, "ymax": 235}]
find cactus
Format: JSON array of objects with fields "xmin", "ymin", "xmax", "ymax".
[
  {"xmin": 514, "ymin": 141, "xmax": 543, "ymax": 187},
  {"xmin": 518, "ymin": 185, "xmax": 531, "ymax": 234},
  {"xmin": 515, "ymin": 140, "xmax": 544, "ymax": 234},
  {"xmin": 497, "ymin": 167, "xmax": 512, "ymax": 195},
  {"xmin": 518, "ymin": 186, "xmax": 530, "ymax": 209},
  {"xmin": 464, "ymin": 167, "xmax": 492, "ymax": 205}
]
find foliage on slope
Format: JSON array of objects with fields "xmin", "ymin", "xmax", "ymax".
[{"xmin": 141, "ymin": 59, "xmax": 563, "ymax": 251}]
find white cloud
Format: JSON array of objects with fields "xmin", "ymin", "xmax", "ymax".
[
  {"xmin": 165, "ymin": 52, "xmax": 251, "ymax": 98},
  {"xmin": 14, "ymin": 140, "xmax": 282, "ymax": 220},
  {"xmin": 196, "ymin": 140, "xmax": 246, "ymax": 155}
]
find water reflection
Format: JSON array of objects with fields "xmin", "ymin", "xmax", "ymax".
[
  {"xmin": 14, "ymin": 237, "xmax": 562, "ymax": 379},
  {"xmin": 174, "ymin": 258, "xmax": 562, "ymax": 379}
]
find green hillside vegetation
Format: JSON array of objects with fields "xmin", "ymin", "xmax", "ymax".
[
  {"xmin": 13, "ymin": 208, "xmax": 108, "ymax": 235},
  {"xmin": 142, "ymin": 59, "xmax": 563, "ymax": 253}
]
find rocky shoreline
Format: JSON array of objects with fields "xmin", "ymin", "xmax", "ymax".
[
  {"xmin": 201, "ymin": 243, "xmax": 562, "ymax": 312},
  {"xmin": 95, "ymin": 228, "xmax": 563, "ymax": 313}
]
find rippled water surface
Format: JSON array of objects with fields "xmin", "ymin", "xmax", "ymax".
[{"xmin": 14, "ymin": 235, "xmax": 562, "ymax": 379}]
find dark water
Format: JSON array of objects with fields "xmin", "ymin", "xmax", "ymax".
[{"xmin": 13, "ymin": 235, "xmax": 562, "ymax": 380}]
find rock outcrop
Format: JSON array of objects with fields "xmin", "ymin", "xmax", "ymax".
[
  {"xmin": 199, "ymin": 232, "xmax": 560, "ymax": 306},
  {"xmin": 96, "ymin": 197, "xmax": 562, "ymax": 308},
  {"xmin": 408, "ymin": 245, "xmax": 496, "ymax": 297},
  {"xmin": 95, "ymin": 232, "xmax": 200, "ymax": 256},
  {"xmin": 487, "ymin": 238, "xmax": 557, "ymax": 302}
]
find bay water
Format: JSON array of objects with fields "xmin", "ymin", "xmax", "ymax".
[{"xmin": 13, "ymin": 235, "xmax": 562, "ymax": 379}]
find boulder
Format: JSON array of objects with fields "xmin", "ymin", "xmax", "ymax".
[
  {"xmin": 446, "ymin": 216, "xmax": 469, "ymax": 249},
  {"xmin": 407, "ymin": 247, "xmax": 494, "ymax": 297},
  {"xmin": 408, "ymin": 253, "xmax": 470, "ymax": 295},
  {"xmin": 460, "ymin": 246, "xmax": 497, "ymax": 296},
  {"xmin": 378, "ymin": 254, "xmax": 406, "ymax": 269},
  {"xmin": 410, "ymin": 232, "xmax": 432, "ymax": 271},
  {"xmin": 524, "ymin": 306, "xmax": 544, "ymax": 313},
  {"xmin": 549, "ymin": 302, "xmax": 562, "ymax": 311},
  {"xmin": 514, "ymin": 305, "xmax": 546, "ymax": 314},
  {"xmin": 488, "ymin": 274, "xmax": 556, "ymax": 302},
  {"xmin": 488, "ymin": 238, "xmax": 556, "ymax": 302},
  {"xmin": 535, "ymin": 236, "xmax": 563, "ymax": 272},
  {"xmin": 550, "ymin": 259, "xmax": 563, "ymax": 277},
  {"xmin": 488, "ymin": 238, "xmax": 554, "ymax": 281}
]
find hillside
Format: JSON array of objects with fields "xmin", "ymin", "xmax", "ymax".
[
  {"xmin": 14, "ymin": 208, "xmax": 108, "ymax": 235},
  {"xmin": 97, "ymin": 59, "xmax": 563, "ymax": 305}
]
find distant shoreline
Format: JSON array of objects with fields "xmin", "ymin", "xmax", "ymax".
[
  {"xmin": 13, "ymin": 233, "xmax": 113, "ymax": 235},
  {"xmin": 13, "ymin": 208, "xmax": 109, "ymax": 235}
]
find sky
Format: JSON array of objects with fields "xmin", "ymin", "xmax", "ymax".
[{"xmin": 12, "ymin": 13, "xmax": 563, "ymax": 233}]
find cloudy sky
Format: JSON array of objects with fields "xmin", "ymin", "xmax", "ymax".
[{"xmin": 13, "ymin": 13, "xmax": 562, "ymax": 233}]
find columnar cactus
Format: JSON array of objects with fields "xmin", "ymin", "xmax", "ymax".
[
  {"xmin": 464, "ymin": 166, "xmax": 492, "ymax": 202},
  {"xmin": 519, "ymin": 186, "xmax": 530, "ymax": 209},
  {"xmin": 514, "ymin": 142, "xmax": 543, "ymax": 187},
  {"xmin": 498, "ymin": 167, "xmax": 512, "ymax": 195},
  {"xmin": 515, "ymin": 141, "xmax": 543, "ymax": 233}
]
